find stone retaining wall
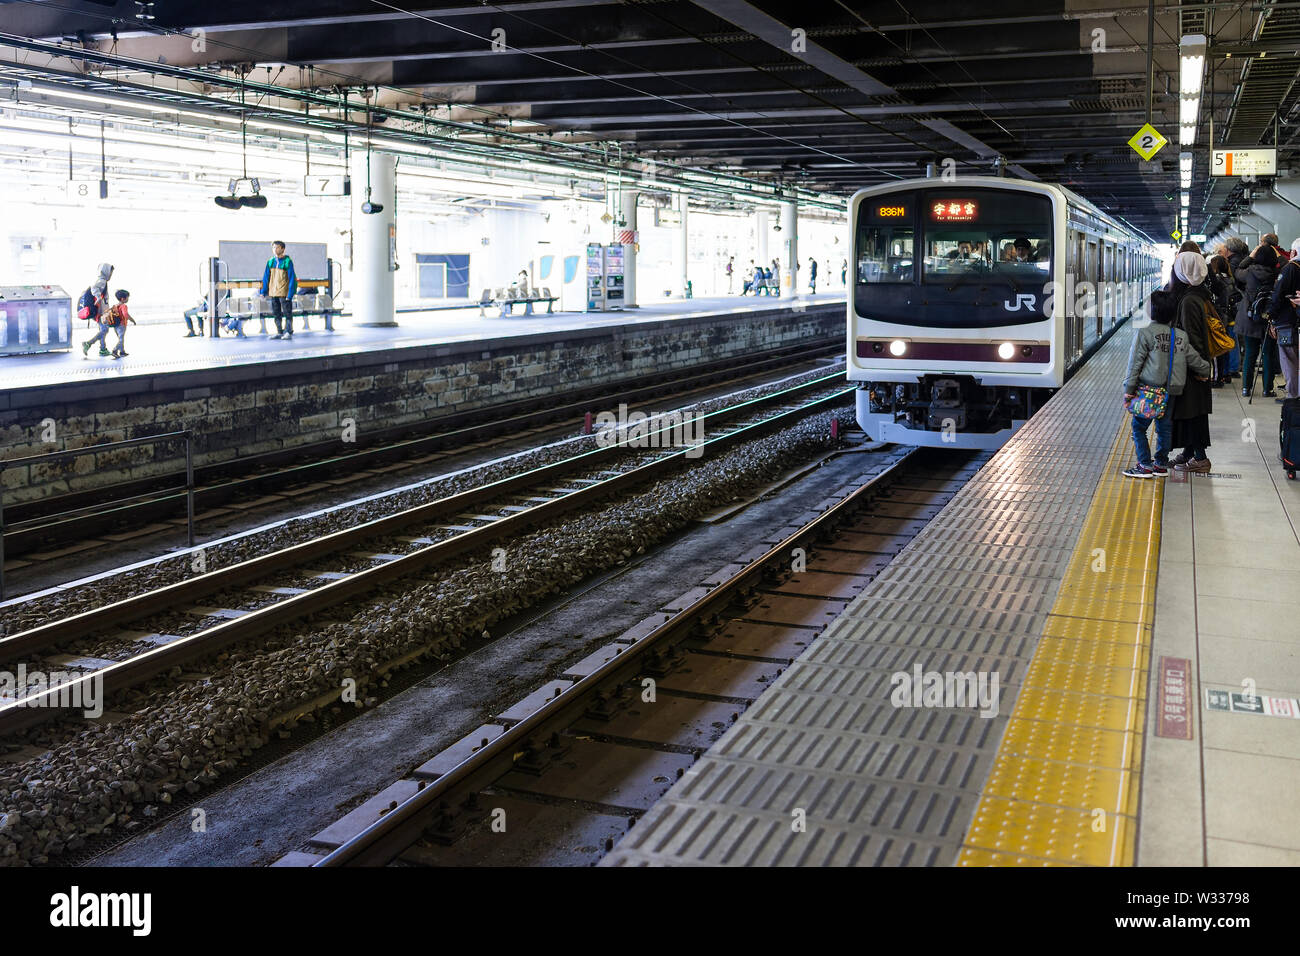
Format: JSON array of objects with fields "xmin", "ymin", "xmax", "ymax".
[{"xmin": 0, "ymin": 305, "xmax": 842, "ymax": 503}]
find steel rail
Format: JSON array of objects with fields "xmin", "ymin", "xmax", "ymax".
[
  {"xmin": 0, "ymin": 384, "xmax": 854, "ymax": 735},
  {"xmin": 315, "ymin": 445, "xmax": 918, "ymax": 866},
  {"xmin": 1, "ymin": 339, "xmax": 842, "ymax": 554}
]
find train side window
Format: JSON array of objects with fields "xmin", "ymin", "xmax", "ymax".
[{"xmin": 856, "ymin": 225, "xmax": 913, "ymax": 283}]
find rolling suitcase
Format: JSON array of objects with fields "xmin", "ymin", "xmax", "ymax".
[{"xmin": 1281, "ymin": 397, "xmax": 1300, "ymax": 480}]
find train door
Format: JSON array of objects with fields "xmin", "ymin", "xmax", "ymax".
[{"xmin": 1065, "ymin": 229, "xmax": 1079, "ymax": 362}]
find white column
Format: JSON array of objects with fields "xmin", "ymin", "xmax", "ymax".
[
  {"xmin": 620, "ymin": 190, "xmax": 638, "ymax": 308},
  {"xmin": 677, "ymin": 194, "xmax": 689, "ymax": 297},
  {"xmin": 350, "ymin": 150, "xmax": 397, "ymax": 327},
  {"xmin": 780, "ymin": 200, "xmax": 797, "ymax": 294},
  {"xmin": 755, "ymin": 209, "xmax": 770, "ymax": 266}
]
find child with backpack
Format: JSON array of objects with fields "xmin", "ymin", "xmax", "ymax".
[
  {"xmin": 102, "ymin": 289, "xmax": 136, "ymax": 359},
  {"xmin": 1123, "ymin": 270, "xmax": 1213, "ymax": 478}
]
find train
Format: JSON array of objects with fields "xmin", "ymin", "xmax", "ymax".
[{"xmin": 847, "ymin": 176, "xmax": 1162, "ymax": 448}]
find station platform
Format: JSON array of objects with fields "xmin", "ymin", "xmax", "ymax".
[
  {"xmin": 603, "ymin": 320, "xmax": 1300, "ymax": 867},
  {"xmin": 0, "ymin": 292, "xmax": 844, "ymax": 393}
]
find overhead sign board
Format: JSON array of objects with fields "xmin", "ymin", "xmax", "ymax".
[
  {"xmin": 303, "ymin": 175, "xmax": 350, "ymax": 197},
  {"xmin": 1211, "ymin": 148, "xmax": 1276, "ymax": 177},
  {"xmin": 1128, "ymin": 123, "xmax": 1168, "ymax": 161},
  {"xmin": 654, "ymin": 208, "xmax": 682, "ymax": 227}
]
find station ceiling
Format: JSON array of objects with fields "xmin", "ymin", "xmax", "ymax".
[{"xmin": 3, "ymin": 0, "xmax": 1299, "ymax": 240}]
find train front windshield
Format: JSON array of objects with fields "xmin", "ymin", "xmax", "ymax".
[{"xmin": 855, "ymin": 188, "xmax": 1054, "ymax": 328}]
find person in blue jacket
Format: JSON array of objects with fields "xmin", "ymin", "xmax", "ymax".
[{"xmin": 259, "ymin": 241, "xmax": 298, "ymax": 339}]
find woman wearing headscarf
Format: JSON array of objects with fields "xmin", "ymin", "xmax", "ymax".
[
  {"xmin": 1235, "ymin": 239, "xmax": 1281, "ymax": 397},
  {"xmin": 1168, "ymin": 251, "xmax": 1216, "ymax": 472},
  {"xmin": 1267, "ymin": 239, "xmax": 1300, "ymax": 401}
]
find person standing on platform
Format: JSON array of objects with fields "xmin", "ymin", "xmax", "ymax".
[
  {"xmin": 841, "ymin": 258, "xmax": 848, "ymax": 286},
  {"xmin": 1168, "ymin": 252, "xmax": 1216, "ymax": 473},
  {"xmin": 1205, "ymin": 255, "xmax": 1235, "ymax": 387},
  {"xmin": 1123, "ymin": 280, "xmax": 1210, "ymax": 478},
  {"xmin": 1267, "ymin": 241, "xmax": 1300, "ymax": 401},
  {"xmin": 808, "ymin": 257, "xmax": 818, "ymax": 293},
  {"xmin": 1235, "ymin": 238, "xmax": 1280, "ymax": 397},
  {"xmin": 725, "ymin": 256, "xmax": 735, "ymax": 293},
  {"xmin": 260, "ymin": 241, "xmax": 298, "ymax": 340}
]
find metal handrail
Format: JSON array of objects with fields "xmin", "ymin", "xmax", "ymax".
[{"xmin": 0, "ymin": 429, "xmax": 194, "ymax": 600}]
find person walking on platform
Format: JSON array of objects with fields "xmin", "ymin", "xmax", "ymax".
[
  {"xmin": 80, "ymin": 288, "xmax": 111, "ymax": 358},
  {"xmin": 1123, "ymin": 276, "xmax": 1211, "ymax": 478},
  {"xmin": 1268, "ymin": 240, "xmax": 1300, "ymax": 401},
  {"xmin": 79, "ymin": 262, "xmax": 114, "ymax": 358},
  {"xmin": 1235, "ymin": 237, "xmax": 1280, "ymax": 397},
  {"xmin": 808, "ymin": 257, "xmax": 818, "ymax": 293},
  {"xmin": 725, "ymin": 256, "xmax": 735, "ymax": 293},
  {"xmin": 1168, "ymin": 252, "xmax": 1217, "ymax": 472},
  {"xmin": 260, "ymin": 240, "xmax": 298, "ymax": 340}
]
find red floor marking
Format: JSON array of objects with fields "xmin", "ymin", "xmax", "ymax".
[{"xmin": 1157, "ymin": 656, "xmax": 1194, "ymax": 740}]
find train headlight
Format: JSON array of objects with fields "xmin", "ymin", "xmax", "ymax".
[
  {"xmin": 889, "ymin": 339, "xmax": 907, "ymax": 357},
  {"xmin": 997, "ymin": 342, "xmax": 1015, "ymax": 360}
]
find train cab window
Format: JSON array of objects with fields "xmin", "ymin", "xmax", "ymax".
[
  {"xmin": 856, "ymin": 199, "xmax": 914, "ymax": 283},
  {"xmin": 921, "ymin": 191, "xmax": 1052, "ymax": 283}
]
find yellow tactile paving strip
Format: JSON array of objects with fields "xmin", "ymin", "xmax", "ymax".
[{"xmin": 957, "ymin": 419, "xmax": 1162, "ymax": 867}]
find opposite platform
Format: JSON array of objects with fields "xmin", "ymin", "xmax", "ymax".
[{"xmin": 0, "ymin": 292, "xmax": 844, "ymax": 396}]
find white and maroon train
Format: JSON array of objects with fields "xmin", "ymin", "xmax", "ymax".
[{"xmin": 848, "ymin": 177, "xmax": 1162, "ymax": 448}]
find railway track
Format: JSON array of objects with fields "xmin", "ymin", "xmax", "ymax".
[
  {"xmin": 2, "ymin": 340, "xmax": 840, "ymax": 560},
  {"xmin": 0, "ymin": 373, "xmax": 856, "ymax": 739},
  {"xmin": 290, "ymin": 446, "xmax": 989, "ymax": 867}
]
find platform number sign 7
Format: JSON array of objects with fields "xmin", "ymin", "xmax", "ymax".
[{"xmin": 304, "ymin": 175, "xmax": 348, "ymax": 197}]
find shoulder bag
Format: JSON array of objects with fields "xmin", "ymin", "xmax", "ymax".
[{"xmin": 1128, "ymin": 329, "xmax": 1176, "ymax": 420}]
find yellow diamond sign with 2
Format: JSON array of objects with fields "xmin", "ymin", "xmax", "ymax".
[
  {"xmin": 1171, "ymin": 229, "xmax": 1183, "ymax": 241},
  {"xmin": 1128, "ymin": 123, "xmax": 1168, "ymax": 161}
]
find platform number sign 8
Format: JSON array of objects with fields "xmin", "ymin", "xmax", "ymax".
[{"xmin": 65, "ymin": 179, "xmax": 105, "ymax": 202}]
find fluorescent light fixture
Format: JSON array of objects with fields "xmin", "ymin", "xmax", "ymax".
[
  {"xmin": 1178, "ymin": 35, "xmax": 1206, "ymax": 148},
  {"xmin": 1179, "ymin": 152, "xmax": 1194, "ymax": 173},
  {"xmin": 1181, "ymin": 192, "xmax": 1190, "ymax": 207},
  {"xmin": 1180, "ymin": 35, "xmax": 1207, "ymax": 95}
]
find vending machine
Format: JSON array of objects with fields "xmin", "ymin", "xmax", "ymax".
[
  {"xmin": 604, "ymin": 244, "xmax": 625, "ymax": 309},
  {"xmin": 586, "ymin": 243, "xmax": 606, "ymax": 312},
  {"xmin": 585, "ymin": 243, "xmax": 627, "ymax": 312},
  {"xmin": 0, "ymin": 285, "xmax": 73, "ymax": 356}
]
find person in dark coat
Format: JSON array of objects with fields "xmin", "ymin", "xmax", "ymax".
[
  {"xmin": 1268, "ymin": 240, "xmax": 1300, "ymax": 401},
  {"xmin": 1234, "ymin": 239, "xmax": 1280, "ymax": 397},
  {"xmin": 1205, "ymin": 254, "xmax": 1234, "ymax": 386},
  {"xmin": 1169, "ymin": 252, "xmax": 1216, "ymax": 472}
]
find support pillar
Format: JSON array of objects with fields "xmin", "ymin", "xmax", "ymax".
[
  {"xmin": 350, "ymin": 150, "xmax": 397, "ymax": 327},
  {"xmin": 620, "ymin": 189, "xmax": 638, "ymax": 308},
  {"xmin": 676, "ymin": 194, "xmax": 689, "ymax": 297},
  {"xmin": 755, "ymin": 209, "xmax": 770, "ymax": 267},
  {"xmin": 780, "ymin": 200, "xmax": 797, "ymax": 294}
]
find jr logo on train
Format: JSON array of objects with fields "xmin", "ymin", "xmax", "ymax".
[{"xmin": 848, "ymin": 177, "xmax": 1160, "ymax": 449}]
